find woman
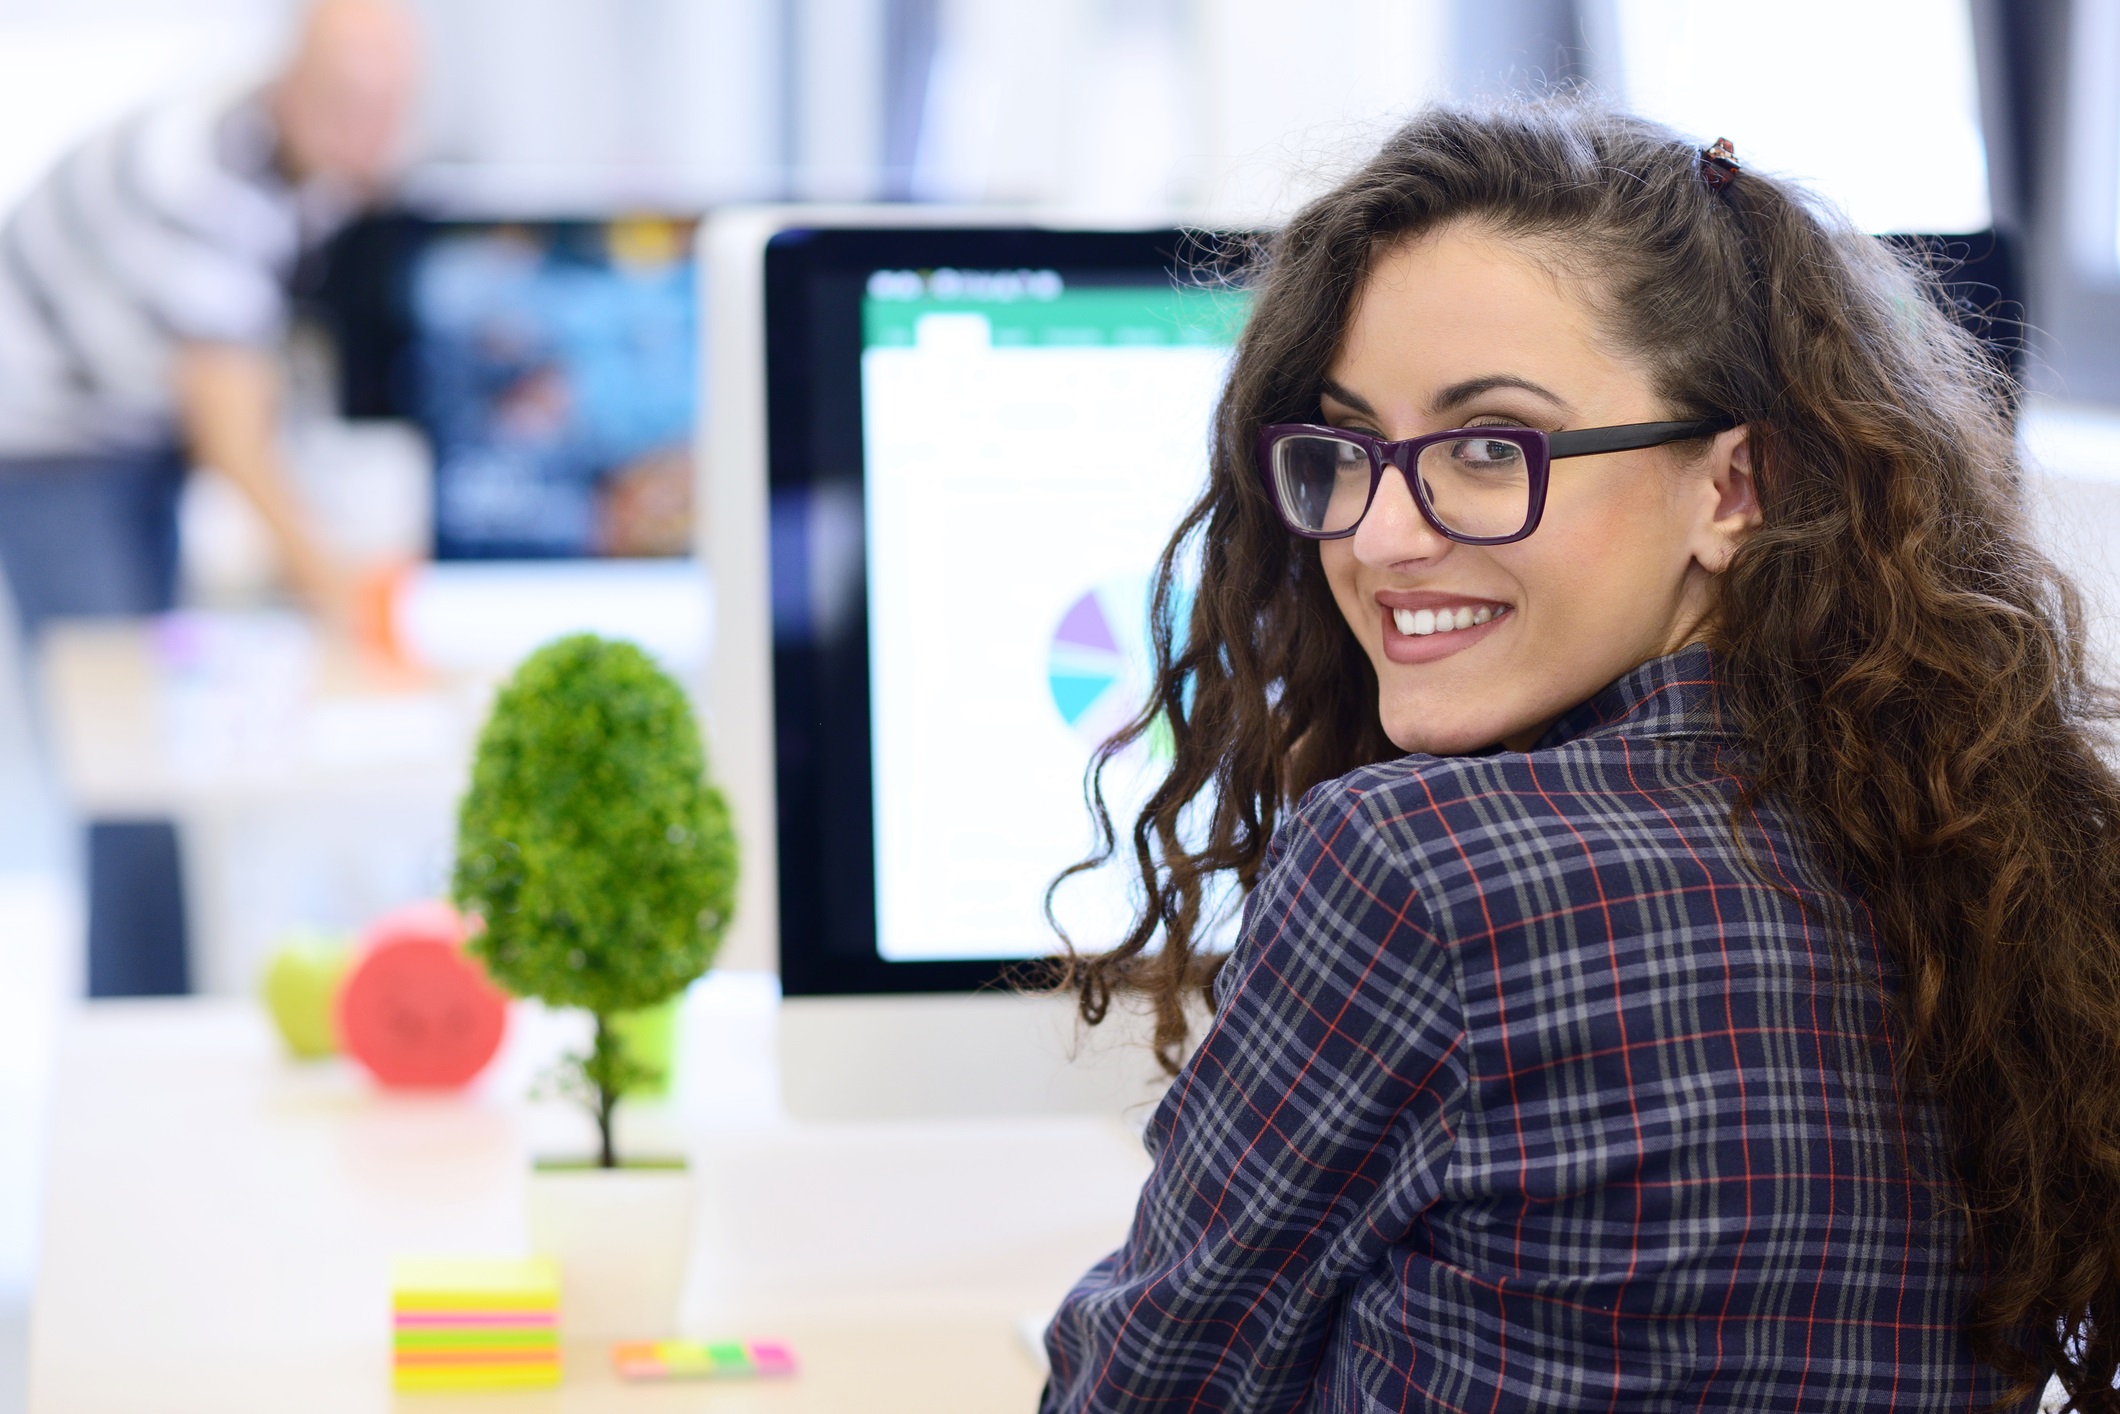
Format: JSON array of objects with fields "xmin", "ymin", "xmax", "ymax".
[{"xmin": 1041, "ymin": 104, "xmax": 2120, "ymax": 1412}]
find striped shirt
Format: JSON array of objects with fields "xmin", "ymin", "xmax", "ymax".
[
  {"xmin": 1043, "ymin": 644, "xmax": 2026, "ymax": 1412},
  {"xmin": 0, "ymin": 88, "xmax": 345, "ymax": 457}
]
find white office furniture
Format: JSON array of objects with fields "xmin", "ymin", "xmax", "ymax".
[
  {"xmin": 39, "ymin": 618, "xmax": 474, "ymax": 997},
  {"xmin": 34, "ymin": 570, "xmax": 710, "ymax": 1000},
  {"xmin": 29, "ymin": 974, "xmax": 1151, "ymax": 1412}
]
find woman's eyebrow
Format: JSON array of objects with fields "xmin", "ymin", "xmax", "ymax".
[
  {"xmin": 1317, "ymin": 378, "xmax": 1377, "ymax": 418},
  {"xmin": 1432, "ymin": 374, "xmax": 1574, "ymax": 416}
]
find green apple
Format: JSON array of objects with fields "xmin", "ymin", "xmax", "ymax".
[{"xmin": 260, "ymin": 930, "xmax": 354, "ymax": 1060}]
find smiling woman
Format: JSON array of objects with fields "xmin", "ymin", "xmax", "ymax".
[
  {"xmin": 1042, "ymin": 102, "xmax": 2120, "ymax": 1414},
  {"xmin": 1307, "ymin": 231, "xmax": 1755, "ymax": 754}
]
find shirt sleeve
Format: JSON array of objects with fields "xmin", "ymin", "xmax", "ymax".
[
  {"xmin": 110, "ymin": 103, "xmax": 294, "ymax": 347},
  {"xmin": 1041, "ymin": 775, "xmax": 1469, "ymax": 1413}
]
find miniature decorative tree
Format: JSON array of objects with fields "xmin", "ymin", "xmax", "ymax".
[{"xmin": 454, "ymin": 634, "xmax": 738, "ymax": 1168}]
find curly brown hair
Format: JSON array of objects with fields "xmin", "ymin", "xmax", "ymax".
[{"xmin": 1050, "ymin": 101, "xmax": 2120, "ymax": 1407}]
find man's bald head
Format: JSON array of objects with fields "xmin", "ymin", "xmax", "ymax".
[{"xmin": 271, "ymin": 0, "xmax": 421, "ymax": 192}]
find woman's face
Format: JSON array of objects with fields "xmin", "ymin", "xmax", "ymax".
[{"xmin": 1318, "ymin": 226, "xmax": 1758, "ymax": 755}]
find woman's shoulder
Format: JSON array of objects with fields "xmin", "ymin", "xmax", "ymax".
[
  {"xmin": 1311, "ymin": 746, "xmax": 1554, "ymax": 835},
  {"xmin": 1272, "ymin": 752, "xmax": 1531, "ymax": 900},
  {"xmin": 1296, "ymin": 734, "xmax": 1721, "ymax": 897}
]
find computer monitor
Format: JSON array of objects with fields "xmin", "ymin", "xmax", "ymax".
[
  {"xmin": 311, "ymin": 214, "xmax": 710, "ymax": 673},
  {"xmin": 702, "ymin": 210, "xmax": 1246, "ymax": 1117}
]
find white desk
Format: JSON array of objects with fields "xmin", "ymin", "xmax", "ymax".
[{"xmin": 29, "ymin": 977, "xmax": 1153, "ymax": 1412}]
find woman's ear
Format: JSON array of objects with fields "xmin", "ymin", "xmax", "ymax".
[{"xmin": 1690, "ymin": 425, "xmax": 1760, "ymax": 574}]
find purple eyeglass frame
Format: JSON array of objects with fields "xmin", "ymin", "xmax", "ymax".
[{"xmin": 1255, "ymin": 418, "xmax": 1734, "ymax": 545}]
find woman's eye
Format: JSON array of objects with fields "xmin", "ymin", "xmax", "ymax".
[
  {"xmin": 1318, "ymin": 440, "xmax": 1368, "ymax": 476},
  {"xmin": 1452, "ymin": 438, "xmax": 1523, "ymax": 467}
]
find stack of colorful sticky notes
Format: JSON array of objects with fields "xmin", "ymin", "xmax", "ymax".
[
  {"xmin": 612, "ymin": 1338, "xmax": 797, "ymax": 1382},
  {"xmin": 391, "ymin": 1257, "xmax": 561, "ymax": 1392}
]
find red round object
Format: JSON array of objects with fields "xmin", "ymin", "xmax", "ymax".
[{"xmin": 338, "ymin": 933, "xmax": 507, "ymax": 1089}]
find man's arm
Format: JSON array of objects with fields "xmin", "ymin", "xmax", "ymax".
[{"xmin": 173, "ymin": 342, "xmax": 350, "ymax": 623}]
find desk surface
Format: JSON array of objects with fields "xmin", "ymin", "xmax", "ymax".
[{"xmin": 30, "ymin": 984, "xmax": 1152, "ymax": 1412}]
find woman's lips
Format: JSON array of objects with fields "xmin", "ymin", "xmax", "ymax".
[{"xmin": 1376, "ymin": 597, "xmax": 1513, "ymax": 664}]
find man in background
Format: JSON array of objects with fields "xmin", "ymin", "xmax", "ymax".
[
  {"xmin": 0, "ymin": 0, "xmax": 421, "ymax": 635},
  {"xmin": 0, "ymin": 0, "xmax": 420, "ymax": 997}
]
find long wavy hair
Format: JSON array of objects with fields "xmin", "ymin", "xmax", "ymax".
[{"xmin": 1048, "ymin": 101, "xmax": 2120, "ymax": 1406}]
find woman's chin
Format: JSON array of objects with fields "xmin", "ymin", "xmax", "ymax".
[{"xmin": 1381, "ymin": 709, "xmax": 1509, "ymax": 758}]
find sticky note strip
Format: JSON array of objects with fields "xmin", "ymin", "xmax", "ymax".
[{"xmin": 612, "ymin": 1339, "xmax": 797, "ymax": 1381}]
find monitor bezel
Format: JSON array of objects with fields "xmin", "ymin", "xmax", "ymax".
[{"xmin": 763, "ymin": 224, "xmax": 1230, "ymax": 997}]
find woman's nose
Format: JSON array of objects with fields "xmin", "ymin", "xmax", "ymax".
[{"xmin": 1351, "ymin": 463, "xmax": 1453, "ymax": 569}]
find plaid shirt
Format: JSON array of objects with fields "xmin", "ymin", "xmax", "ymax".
[{"xmin": 1043, "ymin": 645, "xmax": 2023, "ymax": 1412}]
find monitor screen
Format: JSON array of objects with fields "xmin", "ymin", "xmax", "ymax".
[
  {"xmin": 404, "ymin": 218, "xmax": 699, "ymax": 560},
  {"xmin": 764, "ymin": 228, "xmax": 1248, "ymax": 994}
]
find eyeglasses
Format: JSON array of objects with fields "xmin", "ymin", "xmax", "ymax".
[{"xmin": 1255, "ymin": 418, "xmax": 1733, "ymax": 544}]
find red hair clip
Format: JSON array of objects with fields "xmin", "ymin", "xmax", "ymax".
[{"xmin": 1698, "ymin": 137, "xmax": 1740, "ymax": 193}]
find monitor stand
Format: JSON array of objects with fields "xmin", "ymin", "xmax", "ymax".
[{"xmin": 777, "ymin": 989, "xmax": 1174, "ymax": 1123}]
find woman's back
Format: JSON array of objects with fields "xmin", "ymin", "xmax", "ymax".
[{"xmin": 1045, "ymin": 647, "xmax": 2009, "ymax": 1410}]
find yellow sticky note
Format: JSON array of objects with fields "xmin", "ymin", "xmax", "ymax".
[{"xmin": 390, "ymin": 1257, "xmax": 559, "ymax": 1314}]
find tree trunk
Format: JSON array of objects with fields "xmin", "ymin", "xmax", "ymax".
[
  {"xmin": 596, "ymin": 1087, "xmax": 617, "ymax": 1168},
  {"xmin": 593, "ymin": 1013, "xmax": 619, "ymax": 1169}
]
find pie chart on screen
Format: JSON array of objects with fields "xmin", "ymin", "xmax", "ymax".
[{"xmin": 1047, "ymin": 578, "xmax": 1152, "ymax": 749}]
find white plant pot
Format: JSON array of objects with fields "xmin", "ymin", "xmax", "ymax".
[{"xmin": 526, "ymin": 1163, "xmax": 694, "ymax": 1340}]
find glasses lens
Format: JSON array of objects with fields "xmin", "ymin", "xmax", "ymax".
[
  {"xmin": 1416, "ymin": 435, "xmax": 1534, "ymax": 540},
  {"xmin": 1270, "ymin": 434, "xmax": 1371, "ymax": 534}
]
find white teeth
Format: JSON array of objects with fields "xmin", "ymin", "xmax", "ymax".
[{"xmin": 1391, "ymin": 603, "xmax": 1506, "ymax": 637}]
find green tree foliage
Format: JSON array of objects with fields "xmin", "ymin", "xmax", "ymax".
[{"xmin": 454, "ymin": 634, "xmax": 737, "ymax": 1166}]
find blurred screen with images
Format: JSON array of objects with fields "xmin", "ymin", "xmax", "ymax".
[{"xmin": 409, "ymin": 217, "xmax": 697, "ymax": 561}]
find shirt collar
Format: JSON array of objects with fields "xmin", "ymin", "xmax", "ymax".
[{"xmin": 1532, "ymin": 642, "xmax": 1727, "ymax": 751}]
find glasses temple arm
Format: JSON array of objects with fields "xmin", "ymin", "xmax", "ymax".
[{"xmin": 1546, "ymin": 419, "xmax": 1733, "ymax": 460}]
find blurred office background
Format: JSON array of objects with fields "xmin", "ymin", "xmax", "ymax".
[{"xmin": 1, "ymin": 0, "xmax": 2116, "ymax": 1407}]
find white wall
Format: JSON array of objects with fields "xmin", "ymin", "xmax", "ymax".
[
  {"xmin": 0, "ymin": 0, "xmax": 792, "ymax": 219},
  {"xmin": 1192, "ymin": 0, "xmax": 1450, "ymax": 223},
  {"xmin": 0, "ymin": 0, "xmax": 298, "ymax": 216},
  {"xmin": 404, "ymin": 0, "xmax": 785, "ymax": 210},
  {"xmin": 791, "ymin": 0, "xmax": 888, "ymax": 201},
  {"xmin": 0, "ymin": 0, "xmax": 1475, "ymax": 222},
  {"xmin": 909, "ymin": 0, "xmax": 1451, "ymax": 222},
  {"xmin": 0, "ymin": 572, "xmax": 77, "ymax": 1409},
  {"xmin": 1593, "ymin": 0, "xmax": 1992, "ymax": 235}
]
